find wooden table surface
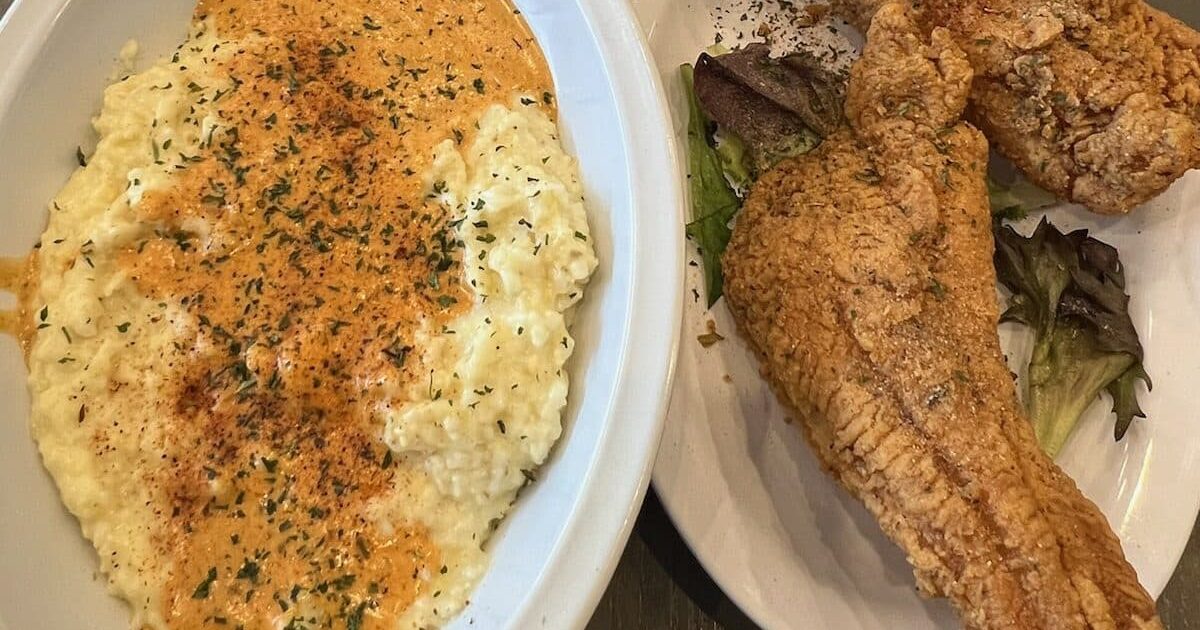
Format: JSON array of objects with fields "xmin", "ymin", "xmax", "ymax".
[{"xmin": 0, "ymin": 0, "xmax": 1194, "ymax": 627}]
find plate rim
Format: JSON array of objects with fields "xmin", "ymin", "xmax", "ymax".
[{"xmin": 643, "ymin": 5, "xmax": 1200, "ymax": 623}]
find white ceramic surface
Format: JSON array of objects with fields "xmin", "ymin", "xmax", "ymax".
[
  {"xmin": 0, "ymin": 1, "xmax": 683, "ymax": 629},
  {"xmin": 636, "ymin": 0, "xmax": 1200, "ymax": 628}
]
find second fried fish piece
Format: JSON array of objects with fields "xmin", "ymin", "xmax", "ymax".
[{"xmin": 834, "ymin": 0, "xmax": 1200, "ymax": 214}]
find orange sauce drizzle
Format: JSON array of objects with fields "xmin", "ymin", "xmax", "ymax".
[{"xmin": 0, "ymin": 253, "xmax": 37, "ymax": 353}]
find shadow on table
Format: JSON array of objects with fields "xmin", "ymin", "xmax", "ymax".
[
  {"xmin": 591, "ymin": 489, "xmax": 760, "ymax": 629},
  {"xmin": 640, "ymin": 491, "xmax": 760, "ymax": 628}
]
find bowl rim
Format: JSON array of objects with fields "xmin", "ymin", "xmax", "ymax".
[
  {"xmin": 499, "ymin": 0, "xmax": 684, "ymax": 627},
  {"xmin": 0, "ymin": 0, "xmax": 685, "ymax": 628}
]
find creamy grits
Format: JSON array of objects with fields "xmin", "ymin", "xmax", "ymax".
[{"xmin": 20, "ymin": 1, "xmax": 596, "ymax": 628}]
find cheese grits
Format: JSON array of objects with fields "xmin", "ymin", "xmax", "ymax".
[{"xmin": 22, "ymin": 1, "xmax": 597, "ymax": 628}]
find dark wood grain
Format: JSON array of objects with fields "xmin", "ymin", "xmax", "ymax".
[
  {"xmin": 588, "ymin": 491, "xmax": 757, "ymax": 630},
  {"xmin": 1161, "ymin": 523, "xmax": 1200, "ymax": 630},
  {"xmin": 0, "ymin": 0, "xmax": 1194, "ymax": 627}
]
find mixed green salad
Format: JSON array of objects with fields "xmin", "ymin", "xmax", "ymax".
[
  {"xmin": 991, "ymin": 195, "xmax": 1151, "ymax": 457},
  {"xmin": 681, "ymin": 45, "xmax": 840, "ymax": 305}
]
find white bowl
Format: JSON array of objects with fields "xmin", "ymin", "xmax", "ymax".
[{"xmin": 0, "ymin": 1, "xmax": 683, "ymax": 628}]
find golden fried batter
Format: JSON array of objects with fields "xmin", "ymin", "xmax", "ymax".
[
  {"xmin": 835, "ymin": 0, "xmax": 1200, "ymax": 214},
  {"xmin": 723, "ymin": 4, "xmax": 1162, "ymax": 627}
]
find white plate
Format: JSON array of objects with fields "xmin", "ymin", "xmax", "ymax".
[
  {"xmin": 635, "ymin": 0, "xmax": 1200, "ymax": 628},
  {"xmin": 0, "ymin": 1, "xmax": 683, "ymax": 629}
]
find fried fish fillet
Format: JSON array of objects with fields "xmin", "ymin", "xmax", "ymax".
[
  {"xmin": 722, "ymin": 4, "xmax": 1162, "ymax": 627},
  {"xmin": 833, "ymin": 0, "xmax": 1200, "ymax": 214}
]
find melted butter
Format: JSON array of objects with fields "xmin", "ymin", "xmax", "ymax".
[
  {"xmin": 113, "ymin": 1, "xmax": 554, "ymax": 627},
  {"xmin": 0, "ymin": 253, "xmax": 37, "ymax": 352}
]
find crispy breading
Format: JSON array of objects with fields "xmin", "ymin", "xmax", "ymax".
[
  {"xmin": 723, "ymin": 4, "xmax": 1162, "ymax": 627},
  {"xmin": 834, "ymin": 0, "xmax": 1200, "ymax": 214}
]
